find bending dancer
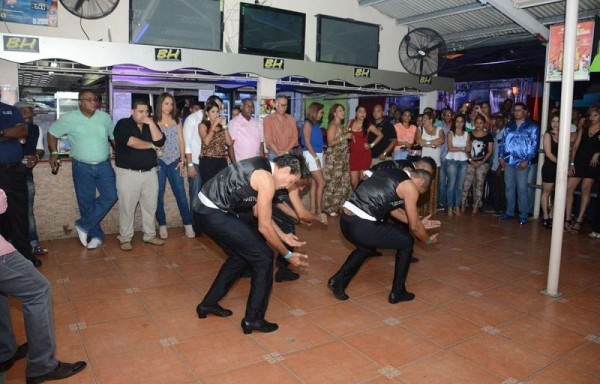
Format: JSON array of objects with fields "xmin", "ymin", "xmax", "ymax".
[
  {"xmin": 328, "ymin": 168, "xmax": 440, "ymax": 303},
  {"xmin": 195, "ymin": 154, "xmax": 309, "ymax": 334}
]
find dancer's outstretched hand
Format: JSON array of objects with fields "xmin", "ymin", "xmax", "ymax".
[
  {"xmin": 422, "ymin": 214, "xmax": 441, "ymax": 229},
  {"xmin": 282, "ymin": 233, "xmax": 307, "ymax": 248},
  {"xmin": 289, "ymin": 252, "xmax": 309, "ymax": 267}
]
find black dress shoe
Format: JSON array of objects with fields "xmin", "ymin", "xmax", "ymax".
[
  {"xmin": 241, "ymin": 319, "xmax": 278, "ymax": 334},
  {"xmin": 275, "ymin": 267, "xmax": 300, "ymax": 282},
  {"xmin": 0, "ymin": 342, "xmax": 28, "ymax": 372},
  {"xmin": 196, "ymin": 303, "xmax": 233, "ymax": 319},
  {"xmin": 327, "ymin": 277, "xmax": 349, "ymax": 301},
  {"xmin": 410, "ymin": 256, "xmax": 420, "ymax": 263},
  {"xmin": 28, "ymin": 256, "xmax": 42, "ymax": 268},
  {"xmin": 26, "ymin": 361, "xmax": 87, "ymax": 384},
  {"xmin": 388, "ymin": 291, "xmax": 415, "ymax": 304},
  {"xmin": 372, "ymin": 250, "xmax": 383, "ymax": 257}
]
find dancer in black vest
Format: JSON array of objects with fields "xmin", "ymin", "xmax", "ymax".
[
  {"xmin": 329, "ymin": 168, "xmax": 440, "ymax": 303},
  {"xmin": 195, "ymin": 154, "xmax": 309, "ymax": 334}
]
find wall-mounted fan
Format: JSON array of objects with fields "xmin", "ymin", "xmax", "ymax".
[
  {"xmin": 59, "ymin": 0, "xmax": 120, "ymax": 20},
  {"xmin": 398, "ymin": 28, "xmax": 447, "ymax": 76}
]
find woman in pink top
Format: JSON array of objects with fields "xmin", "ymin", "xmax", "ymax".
[{"xmin": 394, "ymin": 109, "xmax": 417, "ymax": 159}]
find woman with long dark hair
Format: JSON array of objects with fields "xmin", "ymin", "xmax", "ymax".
[
  {"xmin": 541, "ymin": 112, "xmax": 560, "ymax": 228},
  {"xmin": 565, "ymin": 105, "xmax": 600, "ymax": 234},
  {"xmin": 444, "ymin": 114, "xmax": 469, "ymax": 216},
  {"xmin": 322, "ymin": 104, "xmax": 353, "ymax": 216},
  {"xmin": 154, "ymin": 92, "xmax": 195, "ymax": 239},
  {"xmin": 198, "ymin": 99, "xmax": 233, "ymax": 186},
  {"xmin": 348, "ymin": 105, "xmax": 382, "ymax": 189}
]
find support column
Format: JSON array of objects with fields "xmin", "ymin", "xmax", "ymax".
[
  {"xmin": 419, "ymin": 91, "xmax": 437, "ymax": 112},
  {"xmin": 543, "ymin": 0, "xmax": 579, "ymax": 298}
]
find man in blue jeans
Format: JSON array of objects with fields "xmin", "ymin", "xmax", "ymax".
[
  {"xmin": 48, "ymin": 90, "xmax": 117, "ymax": 249},
  {"xmin": 0, "ymin": 189, "xmax": 86, "ymax": 383},
  {"xmin": 498, "ymin": 103, "xmax": 539, "ymax": 225}
]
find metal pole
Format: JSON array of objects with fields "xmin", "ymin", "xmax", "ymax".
[
  {"xmin": 533, "ymin": 79, "xmax": 552, "ymax": 219},
  {"xmin": 543, "ymin": 0, "xmax": 578, "ymax": 298}
]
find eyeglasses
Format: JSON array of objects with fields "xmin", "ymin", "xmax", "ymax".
[
  {"xmin": 277, "ymin": 103, "xmax": 288, "ymax": 107},
  {"xmin": 80, "ymin": 98, "xmax": 98, "ymax": 102},
  {"xmin": 513, "ymin": 108, "xmax": 524, "ymax": 112}
]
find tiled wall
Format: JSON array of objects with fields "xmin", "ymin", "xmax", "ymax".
[{"xmin": 33, "ymin": 161, "xmax": 185, "ymax": 241}]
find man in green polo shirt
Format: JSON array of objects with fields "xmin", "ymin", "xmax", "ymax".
[{"xmin": 48, "ymin": 90, "xmax": 117, "ymax": 249}]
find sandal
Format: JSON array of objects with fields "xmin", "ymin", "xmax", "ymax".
[
  {"xmin": 570, "ymin": 221, "xmax": 582, "ymax": 235},
  {"xmin": 564, "ymin": 220, "xmax": 572, "ymax": 232}
]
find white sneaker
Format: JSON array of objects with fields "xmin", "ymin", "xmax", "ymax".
[
  {"xmin": 589, "ymin": 232, "xmax": 600, "ymax": 239},
  {"xmin": 159, "ymin": 225, "xmax": 168, "ymax": 239},
  {"xmin": 75, "ymin": 225, "xmax": 88, "ymax": 247},
  {"xmin": 184, "ymin": 224, "xmax": 195, "ymax": 238},
  {"xmin": 86, "ymin": 238, "xmax": 103, "ymax": 249}
]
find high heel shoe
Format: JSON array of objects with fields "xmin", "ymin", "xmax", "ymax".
[
  {"xmin": 241, "ymin": 319, "xmax": 278, "ymax": 334},
  {"xmin": 327, "ymin": 276, "xmax": 349, "ymax": 300},
  {"xmin": 196, "ymin": 303, "xmax": 232, "ymax": 319}
]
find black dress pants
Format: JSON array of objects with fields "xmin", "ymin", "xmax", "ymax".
[
  {"xmin": 197, "ymin": 204, "xmax": 274, "ymax": 321},
  {"xmin": 0, "ymin": 164, "xmax": 33, "ymax": 260},
  {"xmin": 333, "ymin": 213, "xmax": 414, "ymax": 294}
]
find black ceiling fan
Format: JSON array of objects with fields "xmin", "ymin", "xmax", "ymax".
[
  {"xmin": 398, "ymin": 27, "xmax": 448, "ymax": 77},
  {"xmin": 59, "ymin": 0, "xmax": 120, "ymax": 20}
]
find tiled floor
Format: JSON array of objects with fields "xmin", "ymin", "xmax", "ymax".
[{"xmin": 5, "ymin": 213, "xmax": 600, "ymax": 383}]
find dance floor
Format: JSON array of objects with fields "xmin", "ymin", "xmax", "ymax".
[{"xmin": 4, "ymin": 213, "xmax": 600, "ymax": 383}]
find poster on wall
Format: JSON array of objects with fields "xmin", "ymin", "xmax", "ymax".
[
  {"xmin": 546, "ymin": 20, "xmax": 595, "ymax": 82},
  {"xmin": 0, "ymin": 0, "xmax": 57, "ymax": 27}
]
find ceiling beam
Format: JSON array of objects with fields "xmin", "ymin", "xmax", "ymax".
[
  {"xmin": 447, "ymin": 33, "xmax": 537, "ymax": 50},
  {"xmin": 444, "ymin": 24, "xmax": 521, "ymax": 41},
  {"xmin": 539, "ymin": 10, "xmax": 600, "ymax": 25},
  {"xmin": 395, "ymin": 3, "xmax": 489, "ymax": 25},
  {"xmin": 480, "ymin": 0, "xmax": 549, "ymax": 41},
  {"xmin": 357, "ymin": 0, "xmax": 391, "ymax": 6}
]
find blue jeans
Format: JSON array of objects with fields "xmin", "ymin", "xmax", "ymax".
[
  {"xmin": 156, "ymin": 159, "xmax": 192, "ymax": 226},
  {"xmin": 438, "ymin": 159, "xmax": 448, "ymax": 207},
  {"xmin": 71, "ymin": 159, "xmax": 117, "ymax": 241},
  {"xmin": 26, "ymin": 173, "xmax": 39, "ymax": 246},
  {"xmin": 504, "ymin": 164, "xmax": 530, "ymax": 219},
  {"xmin": 445, "ymin": 159, "xmax": 467, "ymax": 208},
  {"xmin": 0, "ymin": 251, "xmax": 58, "ymax": 377}
]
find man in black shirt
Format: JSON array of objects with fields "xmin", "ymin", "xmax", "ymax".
[
  {"xmin": 328, "ymin": 168, "xmax": 440, "ymax": 304},
  {"xmin": 195, "ymin": 154, "xmax": 308, "ymax": 334},
  {"xmin": 113, "ymin": 100, "xmax": 166, "ymax": 251},
  {"xmin": 369, "ymin": 104, "xmax": 397, "ymax": 164}
]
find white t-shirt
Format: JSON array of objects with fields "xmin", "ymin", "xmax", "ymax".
[
  {"xmin": 183, "ymin": 110, "xmax": 204, "ymax": 164},
  {"xmin": 445, "ymin": 131, "xmax": 468, "ymax": 161}
]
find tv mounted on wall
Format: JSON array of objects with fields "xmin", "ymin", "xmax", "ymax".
[
  {"xmin": 239, "ymin": 3, "xmax": 306, "ymax": 60},
  {"xmin": 317, "ymin": 15, "xmax": 380, "ymax": 69},
  {"xmin": 130, "ymin": 0, "xmax": 223, "ymax": 51}
]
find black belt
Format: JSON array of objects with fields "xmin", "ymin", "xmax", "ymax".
[
  {"xmin": 0, "ymin": 162, "xmax": 21, "ymax": 170},
  {"xmin": 125, "ymin": 168, "xmax": 153, "ymax": 172}
]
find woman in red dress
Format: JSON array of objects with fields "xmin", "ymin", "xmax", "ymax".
[{"xmin": 349, "ymin": 105, "xmax": 383, "ymax": 189}]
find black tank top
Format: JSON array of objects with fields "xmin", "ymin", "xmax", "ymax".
[
  {"xmin": 201, "ymin": 157, "xmax": 271, "ymax": 213},
  {"xmin": 348, "ymin": 169, "xmax": 410, "ymax": 221}
]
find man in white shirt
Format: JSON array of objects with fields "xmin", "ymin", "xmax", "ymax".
[
  {"xmin": 228, "ymin": 98, "xmax": 264, "ymax": 162},
  {"xmin": 183, "ymin": 95, "xmax": 222, "ymax": 234}
]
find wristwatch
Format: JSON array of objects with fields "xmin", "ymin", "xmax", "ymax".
[{"xmin": 0, "ymin": 128, "xmax": 4, "ymax": 137}]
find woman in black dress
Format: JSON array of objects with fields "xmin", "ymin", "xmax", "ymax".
[
  {"xmin": 541, "ymin": 112, "xmax": 560, "ymax": 228},
  {"xmin": 565, "ymin": 105, "xmax": 600, "ymax": 234}
]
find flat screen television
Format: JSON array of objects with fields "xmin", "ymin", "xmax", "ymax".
[
  {"xmin": 317, "ymin": 15, "xmax": 379, "ymax": 68},
  {"xmin": 239, "ymin": 3, "xmax": 306, "ymax": 60},
  {"xmin": 130, "ymin": 0, "xmax": 222, "ymax": 51}
]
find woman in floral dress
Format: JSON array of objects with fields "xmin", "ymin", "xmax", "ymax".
[{"xmin": 323, "ymin": 104, "xmax": 353, "ymax": 216}]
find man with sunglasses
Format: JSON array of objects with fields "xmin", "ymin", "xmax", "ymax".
[{"xmin": 48, "ymin": 90, "xmax": 117, "ymax": 249}]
